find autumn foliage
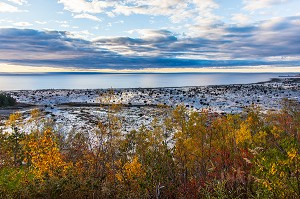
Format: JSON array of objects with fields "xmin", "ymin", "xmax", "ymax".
[{"xmin": 0, "ymin": 99, "xmax": 299, "ymax": 198}]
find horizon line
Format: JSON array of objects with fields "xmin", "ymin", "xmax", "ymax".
[{"xmin": 0, "ymin": 64, "xmax": 300, "ymax": 74}]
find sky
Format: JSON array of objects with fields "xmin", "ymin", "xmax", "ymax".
[{"xmin": 0, "ymin": 0, "xmax": 300, "ymax": 72}]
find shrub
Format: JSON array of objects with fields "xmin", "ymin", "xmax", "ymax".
[{"xmin": 0, "ymin": 93, "xmax": 16, "ymax": 107}]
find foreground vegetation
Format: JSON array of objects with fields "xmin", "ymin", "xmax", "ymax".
[
  {"xmin": 0, "ymin": 93, "xmax": 16, "ymax": 107},
  {"xmin": 0, "ymin": 100, "xmax": 299, "ymax": 198}
]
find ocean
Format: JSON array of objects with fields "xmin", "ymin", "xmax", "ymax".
[{"xmin": 0, "ymin": 72, "xmax": 296, "ymax": 90}]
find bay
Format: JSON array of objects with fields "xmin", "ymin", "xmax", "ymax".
[{"xmin": 0, "ymin": 72, "xmax": 296, "ymax": 90}]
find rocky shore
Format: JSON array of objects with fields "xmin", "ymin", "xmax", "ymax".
[{"xmin": 1, "ymin": 77, "xmax": 299, "ymax": 134}]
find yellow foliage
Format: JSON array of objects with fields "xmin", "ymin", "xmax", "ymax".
[
  {"xmin": 270, "ymin": 126, "xmax": 282, "ymax": 139},
  {"xmin": 26, "ymin": 129, "xmax": 71, "ymax": 179},
  {"xmin": 116, "ymin": 156, "xmax": 145, "ymax": 183},
  {"xmin": 236, "ymin": 122, "xmax": 252, "ymax": 146},
  {"xmin": 253, "ymin": 131, "xmax": 267, "ymax": 145},
  {"xmin": 6, "ymin": 112, "xmax": 22, "ymax": 126},
  {"xmin": 269, "ymin": 163, "xmax": 277, "ymax": 175},
  {"xmin": 30, "ymin": 109, "xmax": 41, "ymax": 119},
  {"xmin": 287, "ymin": 148, "xmax": 297, "ymax": 160},
  {"xmin": 262, "ymin": 180, "xmax": 273, "ymax": 191}
]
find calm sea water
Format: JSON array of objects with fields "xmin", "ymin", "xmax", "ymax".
[{"xmin": 0, "ymin": 72, "xmax": 295, "ymax": 90}]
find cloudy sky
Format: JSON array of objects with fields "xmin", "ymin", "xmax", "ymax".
[{"xmin": 0, "ymin": 0, "xmax": 300, "ymax": 71}]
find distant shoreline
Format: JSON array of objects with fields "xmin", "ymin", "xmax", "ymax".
[
  {"xmin": 1, "ymin": 63, "xmax": 300, "ymax": 73},
  {"xmin": 0, "ymin": 71, "xmax": 300, "ymax": 76}
]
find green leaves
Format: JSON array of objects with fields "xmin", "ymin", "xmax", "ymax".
[
  {"xmin": 0, "ymin": 99, "xmax": 299, "ymax": 198},
  {"xmin": 0, "ymin": 93, "xmax": 16, "ymax": 107}
]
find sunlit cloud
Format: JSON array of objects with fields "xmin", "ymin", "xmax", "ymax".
[
  {"xmin": 57, "ymin": 0, "xmax": 220, "ymax": 25},
  {"xmin": 0, "ymin": 14, "xmax": 300, "ymax": 70},
  {"xmin": 7, "ymin": 0, "xmax": 27, "ymax": 6},
  {"xmin": 0, "ymin": 0, "xmax": 300, "ymax": 71},
  {"xmin": 243, "ymin": 0, "xmax": 290, "ymax": 11},
  {"xmin": 13, "ymin": 21, "xmax": 32, "ymax": 27},
  {"xmin": 0, "ymin": 2, "xmax": 22, "ymax": 12},
  {"xmin": 35, "ymin": 21, "xmax": 47, "ymax": 25},
  {"xmin": 73, "ymin": 13, "xmax": 102, "ymax": 22},
  {"xmin": 231, "ymin": 13, "xmax": 251, "ymax": 25},
  {"xmin": 58, "ymin": 0, "xmax": 112, "ymax": 13}
]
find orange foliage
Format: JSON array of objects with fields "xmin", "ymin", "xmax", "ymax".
[{"xmin": 25, "ymin": 129, "xmax": 71, "ymax": 179}]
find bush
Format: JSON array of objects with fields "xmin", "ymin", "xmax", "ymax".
[
  {"xmin": 0, "ymin": 101, "xmax": 299, "ymax": 198},
  {"xmin": 0, "ymin": 93, "xmax": 16, "ymax": 107}
]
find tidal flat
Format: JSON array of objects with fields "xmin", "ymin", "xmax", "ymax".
[{"xmin": 1, "ymin": 77, "xmax": 299, "ymax": 134}]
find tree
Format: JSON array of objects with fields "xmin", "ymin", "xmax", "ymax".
[
  {"xmin": 0, "ymin": 93, "xmax": 16, "ymax": 107},
  {"xmin": 6, "ymin": 112, "xmax": 24, "ymax": 167},
  {"xmin": 25, "ymin": 129, "xmax": 71, "ymax": 180}
]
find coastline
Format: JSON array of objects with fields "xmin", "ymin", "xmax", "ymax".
[{"xmin": 0, "ymin": 77, "xmax": 299, "ymax": 133}]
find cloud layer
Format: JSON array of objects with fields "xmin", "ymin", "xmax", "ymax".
[
  {"xmin": 0, "ymin": 15, "xmax": 300, "ymax": 70},
  {"xmin": 58, "ymin": 0, "xmax": 219, "ymax": 24}
]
